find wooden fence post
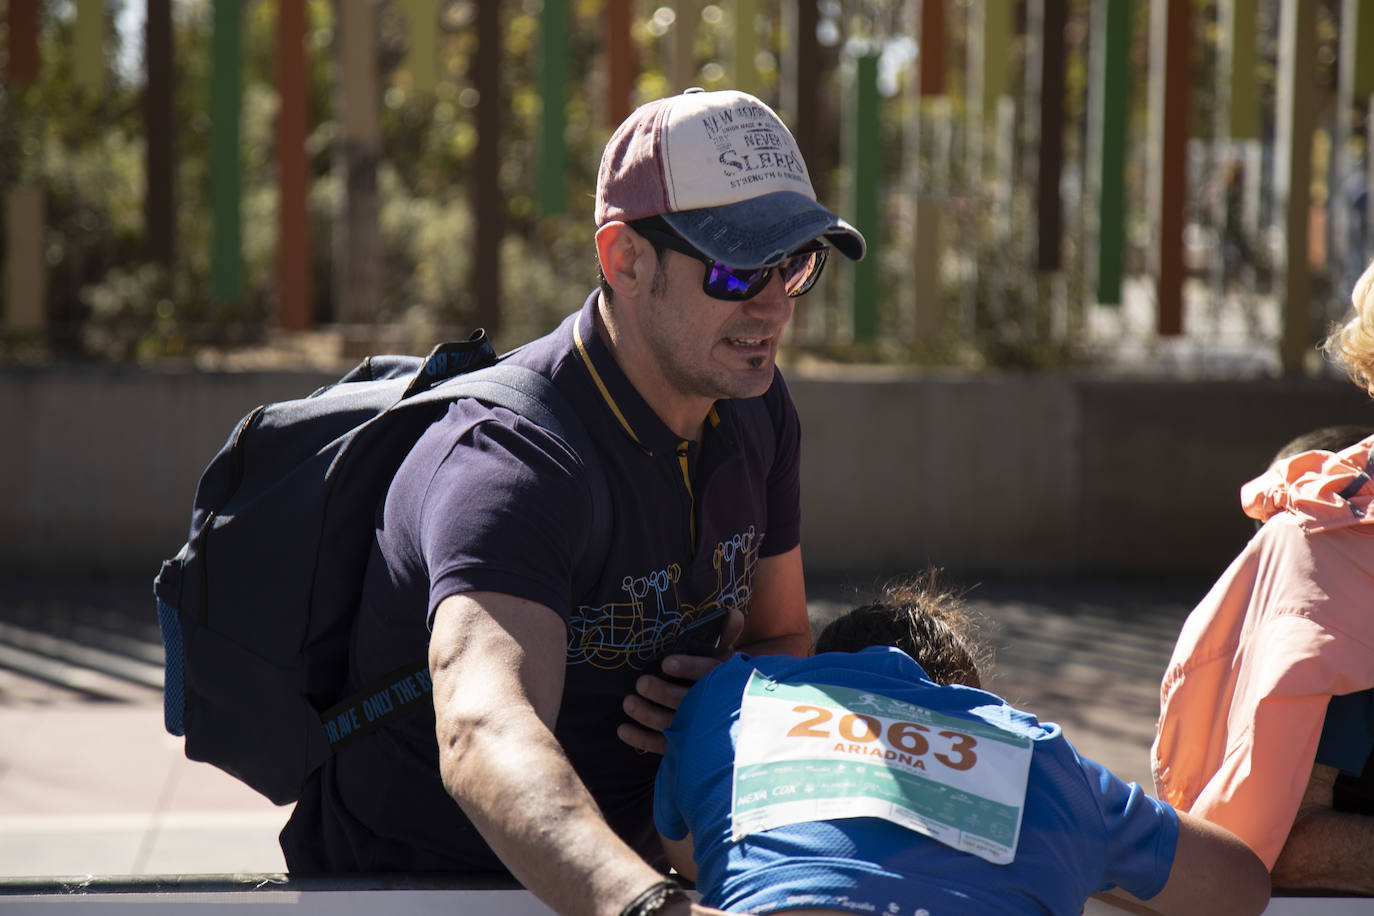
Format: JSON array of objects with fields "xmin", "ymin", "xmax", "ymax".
[
  {"xmin": 3, "ymin": 188, "xmax": 46, "ymax": 336},
  {"xmin": 1276, "ymin": 0, "xmax": 1317, "ymax": 373},
  {"xmin": 277, "ymin": 0, "xmax": 312, "ymax": 331}
]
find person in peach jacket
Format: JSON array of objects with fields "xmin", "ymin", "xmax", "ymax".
[{"xmin": 1152, "ymin": 262, "xmax": 1374, "ymax": 895}]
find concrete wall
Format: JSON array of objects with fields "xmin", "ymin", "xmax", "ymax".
[
  {"xmin": 5, "ymin": 364, "xmax": 1374, "ymax": 581},
  {"xmin": 792, "ymin": 371, "xmax": 1374, "ymax": 578}
]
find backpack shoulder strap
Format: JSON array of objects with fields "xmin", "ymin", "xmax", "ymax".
[
  {"xmin": 317, "ymin": 363, "xmax": 612, "ymax": 758},
  {"xmin": 418, "ymin": 362, "xmax": 611, "ymax": 567}
]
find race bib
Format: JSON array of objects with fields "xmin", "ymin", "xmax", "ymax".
[{"xmin": 730, "ymin": 671, "xmax": 1032, "ymax": 864}]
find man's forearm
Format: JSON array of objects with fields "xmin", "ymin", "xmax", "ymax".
[
  {"xmin": 1271, "ymin": 805, "xmax": 1374, "ymax": 894},
  {"xmin": 734, "ymin": 632, "xmax": 812, "ymax": 657},
  {"xmin": 439, "ymin": 704, "xmax": 668, "ymax": 916},
  {"xmin": 430, "ymin": 592, "xmax": 675, "ymax": 916},
  {"xmin": 737, "ymin": 546, "xmax": 811, "ymax": 657},
  {"xmin": 1271, "ymin": 762, "xmax": 1374, "ymax": 894}
]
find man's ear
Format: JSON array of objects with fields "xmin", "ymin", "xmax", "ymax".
[{"xmin": 596, "ymin": 222, "xmax": 652, "ymax": 299}]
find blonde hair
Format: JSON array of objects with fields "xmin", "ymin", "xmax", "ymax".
[{"xmin": 1327, "ymin": 260, "xmax": 1374, "ymax": 397}]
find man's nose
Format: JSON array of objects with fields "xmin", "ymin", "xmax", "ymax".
[{"xmin": 744, "ymin": 272, "xmax": 795, "ymax": 323}]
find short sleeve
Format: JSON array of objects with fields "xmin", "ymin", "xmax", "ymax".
[
  {"xmin": 1082, "ymin": 755, "xmax": 1180, "ymax": 900},
  {"xmin": 400, "ymin": 401, "xmax": 594, "ymax": 624}
]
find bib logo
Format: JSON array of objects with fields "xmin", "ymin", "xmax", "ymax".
[{"xmin": 566, "ymin": 528, "xmax": 761, "ymax": 669}]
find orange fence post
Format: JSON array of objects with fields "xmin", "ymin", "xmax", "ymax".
[
  {"xmin": 920, "ymin": 0, "xmax": 945, "ymax": 97},
  {"xmin": 6, "ymin": 0, "xmax": 39, "ymax": 84},
  {"xmin": 605, "ymin": 0, "xmax": 634, "ymax": 127},
  {"xmin": 277, "ymin": 0, "xmax": 312, "ymax": 331},
  {"xmin": 1151, "ymin": 0, "xmax": 1191, "ymax": 337}
]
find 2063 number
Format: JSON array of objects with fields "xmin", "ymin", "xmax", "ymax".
[{"xmin": 786, "ymin": 704, "xmax": 979, "ymax": 771}]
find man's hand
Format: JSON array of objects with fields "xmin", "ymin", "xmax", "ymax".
[
  {"xmin": 619, "ymin": 546, "xmax": 812, "ymax": 754},
  {"xmin": 618, "ymin": 609, "xmax": 744, "ymax": 754}
]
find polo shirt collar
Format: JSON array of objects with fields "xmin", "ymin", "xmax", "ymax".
[{"xmin": 571, "ymin": 291, "xmax": 723, "ymax": 456}]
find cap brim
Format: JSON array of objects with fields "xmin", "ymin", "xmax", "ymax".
[{"xmin": 663, "ymin": 191, "xmax": 867, "ymax": 268}]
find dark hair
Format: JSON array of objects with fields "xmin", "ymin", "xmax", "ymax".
[
  {"xmin": 1270, "ymin": 425, "xmax": 1374, "ymax": 466},
  {"xmin": 814, "ymin": 571, "xmax": 987, "ymax": 689}
]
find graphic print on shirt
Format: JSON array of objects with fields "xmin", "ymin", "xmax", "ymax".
[{"xmin": 566, "ymin": 527, "xmax": 761, "ymax": 669}]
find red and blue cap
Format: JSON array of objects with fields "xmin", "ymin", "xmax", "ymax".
[{"xmin": 595, "ymin": 89, "xmax": 866, "ymax": 269}]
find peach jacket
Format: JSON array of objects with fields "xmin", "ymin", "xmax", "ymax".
[{"xmin": 1151, "ymin": 437, "xmax": 1374, "ymax": 868}]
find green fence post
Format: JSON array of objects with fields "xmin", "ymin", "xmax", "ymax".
[
  {"xmin": 1095, "ymin": 0, "xmax": 1131, "ymax": 306},
  {"xmin": 1348, "ymin": 0, "xmax": 1374, "ymax": 98},
  {"xmin": 538, "ymin": 0, "xmax": 569, "ymax": 216},
  {"xmin": 399, "ymin": 0, "xmax": 438, "ymax": 93},
  {"xmin": 1227, "ymin": 0, "xmax": 1259, "ymax": 139},
  {"xmin": 73, "ymin": 0, "xmax": 106, "ymax": 98}
]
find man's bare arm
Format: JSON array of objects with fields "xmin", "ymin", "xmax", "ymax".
[
  {"xmin": 1271, "ymin": 762, "xmax": 1374, "ymax": 894},
  {"xmin": 430, "ymin": 592, "xmax": 725, "ymax": 916},
  {"xmin": 734, "ymin": 545, "xmax": 812, "ymax": 657}
]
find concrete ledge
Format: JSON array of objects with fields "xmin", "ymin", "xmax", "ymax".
[
  {"xmin": 5, "ymin": 363, "xmax": 1373, "ymax": 579},
  {"xmin": 0, "ymin": 875, "xmax": 1363, "ymax": 914}
]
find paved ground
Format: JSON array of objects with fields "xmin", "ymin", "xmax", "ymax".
[{"xmin": 0, "ymin": 572, "xmax": 1205, "ymax": 881}]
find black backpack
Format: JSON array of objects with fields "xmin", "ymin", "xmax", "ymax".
[{"xmin": 153, "ymin": 332, "xmax": 609, "ymax": 805}]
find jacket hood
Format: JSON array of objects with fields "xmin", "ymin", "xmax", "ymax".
[{"xmin": 1241, "ymin": 434, "xmax": 1374, "ymax": 531}]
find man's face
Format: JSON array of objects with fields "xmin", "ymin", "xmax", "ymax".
[{"xmin": 637, "ymin": 245, "xmax": 797, "ymax": 403}]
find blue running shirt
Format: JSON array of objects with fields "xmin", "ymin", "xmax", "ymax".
[{"xmin": 656, "ymin": 648, "xmax": 1178, "ymax": 915}]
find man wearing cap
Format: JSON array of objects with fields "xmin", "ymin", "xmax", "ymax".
[{"xmin": 279, "ymin": 89, "xmax": 865, "ymax": 916}]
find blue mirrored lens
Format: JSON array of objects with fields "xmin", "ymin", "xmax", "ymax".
[
  {"xmin": 705, "ymin": 264, "xmax": 769, "ymax": 298},
  {"xmin": 696, "ymin": 245, "xmax": 827, "ymax": 300}
]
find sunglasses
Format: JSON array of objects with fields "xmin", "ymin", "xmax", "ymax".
[{"xmin": 629, "ymin": 219, "xmax": 829, "ymax": 301}]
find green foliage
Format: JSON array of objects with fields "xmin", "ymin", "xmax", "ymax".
[{"xmin": 0, "ymin": 0, "xmax": 1346, "ymax": 371}]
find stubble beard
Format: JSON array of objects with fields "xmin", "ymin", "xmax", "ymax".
[{"xmin": 644, "ymin": 275, "xmax": 766, "ymax": 403}]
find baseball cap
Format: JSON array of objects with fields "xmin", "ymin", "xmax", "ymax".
[{"xmin": 595, "ymin": 88, "xmax": 866, "ymax": 269}]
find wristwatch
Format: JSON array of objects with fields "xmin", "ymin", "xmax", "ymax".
[{"xmin": 619, "ymin": 879, "xmax": 690, "ymax": 916}]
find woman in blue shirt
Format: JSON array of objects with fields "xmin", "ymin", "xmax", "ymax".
[{"xmin": 654, "ymin": 577, "xmax": 1269, "ymax": 916}]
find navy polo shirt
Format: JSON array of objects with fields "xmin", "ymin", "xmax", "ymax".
[{"xmin": 280, "ymin": 292, "xmax": 803, "ymax": 874}]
